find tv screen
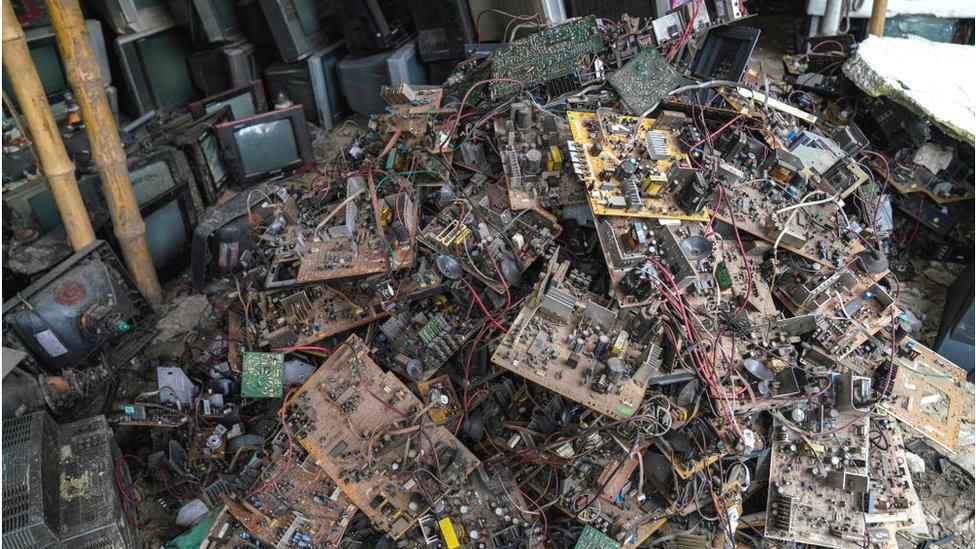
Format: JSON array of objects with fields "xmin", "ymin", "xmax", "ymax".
[
  {"xmin": 204, "ymin": 91, "xmax": 258, "ymax": 119},
  {"xmin": 144, "ymin": 198, "xmax": 190, "ymax": 267},
  {"xmin": 234, "ymin": 118, "xmax": 299, "ymax": 177},
  {"xmin": 199, "ymin": 131, "xmax": 228, "ymax": 185},
  {"xmin": 2, "ymin": 41, "xmax": 65, "ymax": 103},
  {"xmin": 137, "ymin": 28, "xmax": 195, "ymax": 109}
]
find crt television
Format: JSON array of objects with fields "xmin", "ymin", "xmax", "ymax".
[
  {"xmin": 215, "ymin": 104, "xmax": 312, "ymax": 185},
  {"xmin": 115, "ymin": 25, "xmax": 197, "ymax": 115},
  {"xmin": 173, "ymin": 107, "xmax": 233, "ymax": 204},
  {"xmin": 188, "ymin": 80, "xmax": 268, "ymax": 120},
  {"xmin": 1, "ymin": 21, "xmax": 112, "ymax": 119},
  {"xmin": 168, "ymin": 0, "xmax": 243, "ymax": 44},
  {"xmin": 264, "ymin": 40, "xmax": 347, "ymax": 129},
  {"xmin": 97, "ymin": 0, "xmax": 174, "ymax": 35},
  {"xmin": 258, "ymin": 0, "xmax": 326, "ymax": 62}
]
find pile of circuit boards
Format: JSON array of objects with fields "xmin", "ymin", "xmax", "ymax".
[{"xmin": 10, "ymin": 4, "xmax": 973, "ymax": 549}]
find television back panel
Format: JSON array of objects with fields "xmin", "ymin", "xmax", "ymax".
[
  {"xmin": 336, "ymin": 41, "xmax": 427, "ymax": 115},
  {"xmin": 1, "ymin": 412, "xmax": 61, "ymax": 549},
  {"xmin": 336, "ymin": 0, "xmax": 415, "ymax": 56},
  {"xmin": 57, "ymin": 416, "xmax": 137, "ymax": 549},
  {"xmin": 407, "ymin": 0, "xmax": 473, "ymax": 62}
]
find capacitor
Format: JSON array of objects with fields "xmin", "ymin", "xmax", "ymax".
[
  {"xmin": 790, "ymin": 407, "xmax": 806, "ymax": 422},
  {"xmin": 606, "ymin": 357, "xmax": 625, "ymax": 382},
  {"xmin": 513, "ymin": 103, "xmax": 532, "ymax": 131},
  {"xmin": 524, "ymin": 149, "xmax": 543, "ymax": 172},
  {"xmin": 595, "ymin": 335, "xmax": 610, "ymax": 358},
  {"xmin": 573, "ymin": 338, "xmax": 585, "ymax": 353}
]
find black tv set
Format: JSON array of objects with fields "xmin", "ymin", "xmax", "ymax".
[
  {"xmin": 168, "ymin": 0, "xmax": 242, "ymax": 44},
  {"xmin": 115, "ymin": 25, "xmax": 198, "ymax": 115},
  {"xmin": 2, "ymin": 240, "xmax": 149, "ymax": 373},
  {"xmin": 216, "ymin": 105, "xmax": 312, "ymax": 185},
  {"xmin": 187, "ymin": 40, "xmax": 269, "ymax": 97},
  {"xmin": 1, "ymin": 21, "xmax": 112, "ymax": 119},
  {"xmin": 264, "ymin": 41, "xmax": 347, "ymax": 129},
  {"xmin": 84, "ymin": 148, "xmax": 199, "ymax": 280},
  {"xmin": 407, "ymin": 0, "xmax": 473, "ymax": 62},
  {"xmin": 337, "ymin": 0, "xmax": 414, "ymax": 56},
  {"xmin": 258, "ymin": 0, "xmax": 326, "ymax": 62},
  {"xmin": 188, "ymin": 80, "xmax": 267, "ymax": 120},
  {"xmin": 173, "ymin": 107, "xmax": 233, "ymax": 204}
]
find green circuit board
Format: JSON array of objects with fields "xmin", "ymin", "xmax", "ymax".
[
  {"xmin": 609, "ymin": 46, "xmax": 688, "ymax": 114},
  {"xmin": 241, "ymin": 352, "xmax": 284, "ymax": 398},
  {"xmin": 574, "ymin": 525, "xmax": 621, "ymax": 549},
  {"xmin": 490, "ymin": 16, "xmax": 604, "ymax": 99}
]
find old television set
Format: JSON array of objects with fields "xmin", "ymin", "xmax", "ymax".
[
  {"xmin": 2, "ymin": 21, "xmax": 113, "ymax": 120},
  {"xmin": 407, "ymin": 0, "xmax": 473, "ymax": 62},
  {"xmin": 258, "ymin": 0, "xmax": 326, "ymax": 62},
  {"xmin": 173, "ymin": 107, "xmax": 233, "ymax": 204},
  {"xmin": 188, "ymin": 40, "xmax": 268, "ymax": 97},
  {"xmin": 168, "ymin": 0, "xmax": 242, "ymax": 44},
  {"xmin": 96, "ymin": 148, "xmax": 199, "ymax": 279},
  {"xmin": 264, "ymin": 40, "xmax": 347, "ymax": 129},
  {"xmin": 2, "ymin": 241, "xmax": 149, "ymax": 373},
  {"xmin": 188, "ymin": 80, "xmax": 267, "ymax": 120},
  {"xmin": 2, "ymin": 175, "xmax": 107, "ymax": 235},
  {"xmin": 216, "ymin": 105, "xmax": 312, "ymax": 185},
  {"xmin": 96, "ymin": 0, "xmax": 173, "ymax": 35},
  {"xmin": 116, "ymin": 25, "xmax": 197, "ymax": 115},
  {"xmin": 337, "ymin": 0, "xmax": 414, "ymax": 56},
  {"xmin": 12, "ymin": 0, "xmax": 49, "ymax": 28}
]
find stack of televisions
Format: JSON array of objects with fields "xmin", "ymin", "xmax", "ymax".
[{"xmin": 2, "ymin": 0, "xmax": 572, "ymax": 289}]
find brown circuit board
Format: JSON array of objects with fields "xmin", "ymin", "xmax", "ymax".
[
  {"xmin": 415, "ymin": 464, "xmax": 539, "ymax": 548},
  {"xmin": 417, "ymin": 175, "xmax": 560, "ymax": 295},
  {"xmin": 492, "ymin": 254, "xmax": 660, "ymax": 418},
  {"xmin": 220, "ymin": 447, "xmax": 358, "ymax": 548},
  {"xmin": 285, "ymin": 335, "xmax": 480, "ymax": 539},
  {"xmin": 595, "ymin": 216, "xmax": 775, "ymax": 312},
  {"xmin": 493, "ymin": 101, "xmax": 585, "ymax": 214},
  {"xmin": 764, "ymin": 394, "xmax": 871, "ymax": 548},
  {"xmin": 713, "ymin": 177, "xmax": 865, "ymax": 268},
  {"xmin": 371, "ymin": 284, "xmax": 484, "ymax": 382},
  {"xmin": 297, "ymin": 175, "xmax": 417, "ymax": 284},
  {"xmin": 565, "ymin": 108, "xmax": 709, "ymax": 221},
  {"xmin": 881, "ymin": 337, "xmax": 966, "ymax": 453},
  {"xmin": 865, "ymin": 417, "xmax": 928, "ymax": 546},
  {"xmin": 255, "ymin": 282, "xmax": 390, "ymax": 348},
  {"xmin": 774, "ymin": 265, "xmax": 895, "ymax": 359}
]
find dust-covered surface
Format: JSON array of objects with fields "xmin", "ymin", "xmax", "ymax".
[
  {"xmin": 904, "ymin": 444, "xmax": 976, "ymax": 548},
  {"xmin": 843, "ymin": 36, "xmax": 976, "ymax": 143}
]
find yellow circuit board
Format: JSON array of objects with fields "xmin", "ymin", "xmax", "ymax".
[{"xmin": 566, "ymin": 110, "xmax": 710, "ymax": 222}]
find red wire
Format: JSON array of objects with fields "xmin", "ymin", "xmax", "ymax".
[
  {"xmin": 460, "ymin": 278, "xmax": 508, "ymax": 333},
  {"xmin": 248, "ymin": 386, "xmax": 300, "ymax": 496}
]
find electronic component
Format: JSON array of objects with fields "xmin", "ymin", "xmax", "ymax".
[
  {"xmin": 566, "ymin": 109, "xmax": 708, "ymax": 221},
  {"xmin": 493, "ymin": 254, "xmax": 659, "ymax": 418},
  {"xmin": 285, "ymin": 335, "xmax": 479, "ymax": 539},
  {"xmin": 241, "ymin": 352, "xmax": 285, "ymax": 398}
]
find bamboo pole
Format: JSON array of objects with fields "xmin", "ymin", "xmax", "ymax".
[
  {"xmin": 44, "ymin": 0, "xmax": 162, "ymax": 308},
  {"xmin": 868, "ymin": 0, "xmax": 889, "ymax": 37},
  {"xmin": 1, "ymin": 0, "xmax": 96, "ymax": 251}
]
